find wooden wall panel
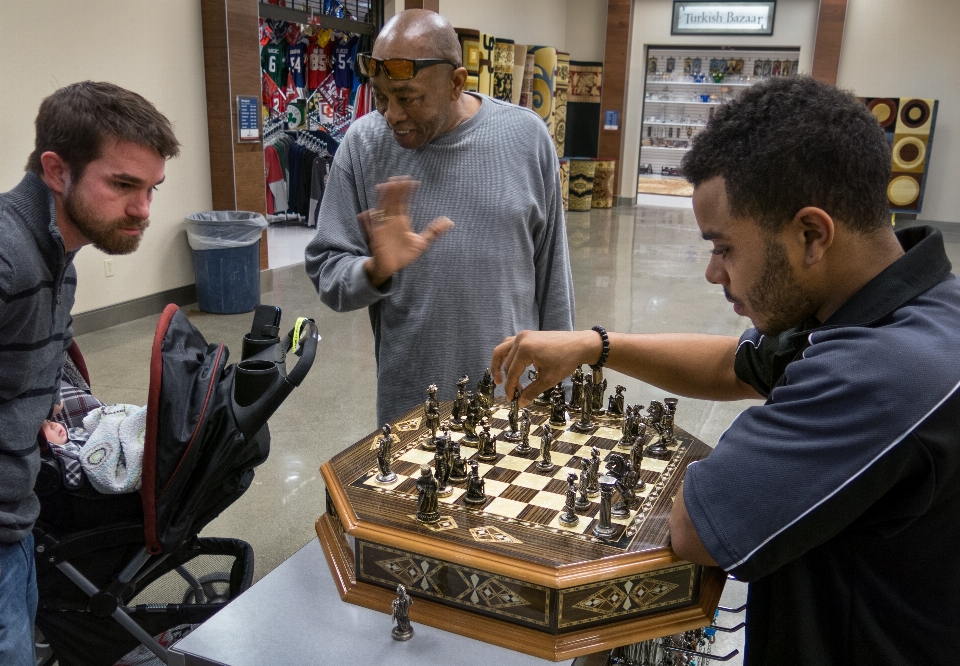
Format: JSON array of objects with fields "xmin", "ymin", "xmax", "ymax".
[
  {"xmin": 404, "ymin": 0, "xmax": 440, "ymax": 12},
  {"xmin": 811, "ymin": 0, "xmax": 848, "ymax": 86},
  {"xmin": 597, "ymin": 0, "xmax": 632, "ymax": 198}
]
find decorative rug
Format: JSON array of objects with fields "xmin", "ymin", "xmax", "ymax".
[
  {"xmin": 636, "ymin": 178, "xmax": 693, "ymax": 197},
  {"xmin": 565, "ymin": 61, "xmax": 602, "ymax": 158},
  {"xmin": 553, "ymin": 52, "xmax": 570, "ymax": 158}
]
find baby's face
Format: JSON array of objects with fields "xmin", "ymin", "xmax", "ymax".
[{"xmin": 42, "ymin": 420, "xmax": 68, "ymax": 445}]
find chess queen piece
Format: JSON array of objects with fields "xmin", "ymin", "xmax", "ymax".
[
  {"xmin": 462, "ymin": 392, "xmax": 480, "ymax": 444},
  {"xmin": 591, "ymin": 368, "xmax": 608, "ymax": 416},
  {"xmin": 572, "ymin": 373, "xmax": 596, "ymax": 432},
  {"xmin": 463, "ymin": 460, "xmax": 487, "ymax": 505},
  {"xmin": 421, "ymin": 384, "xmax": 440, "ymax": 451},
  {"xmin": 448, "ymin": 441, "xmax": 468, "ymax": 483},
  {"xmin": 514, "ymin": 408, "xmax": 533, "ymax": 455},
  {"xmin": 549, "ymin": 384, "xmax": 567, "ymax": 427},
  {"xmin": 391, "ymin": 584, "xmax": 414, "ymax": 641},
  {"xmin": 587, "ymin": 446, "xmax": 601, "ymax": 498},
  {"xmin": 575, "ymin": 457, "xmax": 592, "ymax": 510},
  {"xmin": 559, "ymin": 472, "xmax": 579, "ymax": 527},
  {"xmin": 536, "ymin": 423, "xmax": 555, "ymax": 472},
  {"xmin": 593, "ymin": 475, "xmax": 620, "ymax": 539},
  {"xmin": 617, "ymin": 405, "xmax": 634, "ymax": 450},
  {"xmin": 375, "ymin": 423, "xmax": 397, "ymax": 484},
  {"xmin": 415, "ymin": 465, "xmax": 441, "ymax": 523},
  {"xmin": 504, "ymin": 386, "xmax": 522, "ymax": 441},
  {"xmin": 434, "ymin": 437, "xmax": 453, "ymax": 498},
  {"xmin": 608, "ymin": 385, "xmax": 626, "ymax": 417},
  {"xmin": 477, "ymin": 419, "xmax": 498, "ymax": 462},
  {"xmin": 449, "ymin": 375, "xmax": 469, "ymax": 431},
  {"xmin": 570, "ymin": 366, "xmax": 585, "ymax": 411}
]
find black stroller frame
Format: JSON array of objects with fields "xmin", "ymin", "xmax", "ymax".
[{"xmin": 33, "ymin": 304, "xmax": 318, "ymax": 665}]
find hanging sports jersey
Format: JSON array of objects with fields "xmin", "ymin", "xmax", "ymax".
[
  {"xmin": 332, "ymin": 35, "xmax": 359, "ymax": 90},
  {"xmin": 307, "ymin": 40, "xmax": 332, "ymax": 89},
  {"xmin": 261, "ymin": 42, "xmax": 286, "ymax": 88},
  {"xmin": 287, "ymin": 41, "xmax": 307, "ymax": 89}
]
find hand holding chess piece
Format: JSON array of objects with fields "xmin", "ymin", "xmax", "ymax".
[{"xmin": 391, "ymin": 584, "xmax": 414, "ymax": 641}]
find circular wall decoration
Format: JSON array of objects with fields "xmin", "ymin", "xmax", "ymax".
[
  {"xmin": 893, "ymin": 136, "xmax": 926, "ymax": 171},
  {"xmin": 888, "ymin": 175, "xmax": 920, "ymax": 207},
  {"xmin": 868, "ymin": 98, "xmax": 897, "ymax": 128},
  {"xmin": 899, "ymin": 99, "xmax": 930, "ymax": 130}
]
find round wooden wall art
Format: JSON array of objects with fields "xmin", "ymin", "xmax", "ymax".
[
  {"xmin": 899, "ymin": 99, "xmax": 930, "ymax": 130},
  {"xmin": 893, "ymin": 136, "xmax": 926, "ymax": 171},
  {"xmin": 868, "ymin": 99, "xmax": 898, "ymax": 129},
  {"xmin": 888, "ymin": 175, "xmax": 921, "ymax": 207}
]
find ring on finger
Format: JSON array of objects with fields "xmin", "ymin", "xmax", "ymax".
[{"xmin": 528, "ymin": 368, "xmax": 539, "ymax": 381}]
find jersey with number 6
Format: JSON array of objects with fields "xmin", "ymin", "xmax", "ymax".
[{"xmin": 261, "ymin": 42, "xmax": 287, "ymax": 88}]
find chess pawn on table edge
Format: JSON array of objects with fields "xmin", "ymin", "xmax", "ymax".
[
  {"xmin": 391, "ymin": 584, "xmax": 414, "ymax": 641},
  {"xmin": 375, "ymin": 423, "xmax": 397, "ymax": 484},
  {"xmin": 477, "ymin": 419, "xmax": 497, "ymax": 462},
  {"xmin": 514, "ymin": 407, "xmax": 533, "ymax": 456},
  {"xmin": 575, "ymin": 456, "xmax": 592, "ymax": 510},
  {"xmin": 449, "ymin": 374, "xmax": 469, "ymax": 431},
  {"xmin": 559, "ymin": 472, "xmax": 579, "ymax": 527},
  {"xmin": 415, "ymin": 464, "xmax": 441, "ymax": 523},
  {"xmin": 448, "ymin": 440, "xmax": 468, "ymax": 483},
  {"xmin": 537, "ymin": 423, "xmax": 556, "ymax": 472},
  {"xmin": 504, "ymin": 386, "xmax": 522, "ymax": 441},
  {"xmin": 463, "ymin": 460, "xmax": 487, "ymax": 505},
  {"xmin": 421, "ymin": 384, "xmax": 440, "ymax": 451}
]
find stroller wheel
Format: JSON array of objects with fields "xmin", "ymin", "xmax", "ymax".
[{"xmin": 181, "ymin": 571, "xmax": 232, "ymax": 604}]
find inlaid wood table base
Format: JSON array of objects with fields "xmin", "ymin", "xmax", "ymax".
[{"xmin": 316, "ymin": 400, "xmax": 726, "ymax": 661}]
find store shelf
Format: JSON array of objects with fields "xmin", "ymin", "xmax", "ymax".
[
  {"xmin": 643, "ymin": 99, "xmax": 724, "ymax": 106},
  {"xmin": 643, "ymin": 121, "xmax": 706, "ymax": 127},
  {"xmin": 645, "ymin": 80, "xmax": 753, "ymax": 87}
]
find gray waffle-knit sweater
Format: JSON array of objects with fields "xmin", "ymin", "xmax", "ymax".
[
  {"xmin": 306, "ymin": 94, "xmax": 575, "ymax": 424},
  {"xmin": 0, "ymin": 174, "xmax": 76, "ymax": 543}
]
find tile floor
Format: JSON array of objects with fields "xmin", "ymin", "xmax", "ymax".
[{"xmin": 72, "ymin": 207, "xmax": 960, "ymax": 664}]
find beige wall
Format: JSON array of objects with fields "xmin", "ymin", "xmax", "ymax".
[
  {"xmin": 0, "ymin": 0, "xmax": 211, "ymax": 314},
  {"xmin": 622, "ymin": 0, "xmax": 819, "ymax": 198},
  {"xmin": 837, "ymin": 0, "xmax": 960, "ymax": 223}
]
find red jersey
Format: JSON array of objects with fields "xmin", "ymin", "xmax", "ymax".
[{"xmin": 307, "ymin": 40, "xmax": 332, "ymax": 90}]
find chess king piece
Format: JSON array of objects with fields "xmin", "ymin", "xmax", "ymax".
[
  {"xmin": 587, "ymin": 445, "xmax": 601, "ymax": 497},
  {"xmin": 462, "ymin": 392, "xmax": 480, "ymax": 444},
  {"xmin": 570, "ymin": 366, "xmax": 585, "ymax": 411},
  {"xmin": 537, "ymin": 423, "xmax": 555, "ymax": 472},
  {"xmin": 421, "ymin": 384, "xmax": 440, "ymax": 451},
  {"xmin": 477, "ymin": 419, "xmax": 497, "ymax": 462},
  {"xmin": 572, "ymin": 372, "xmax": 596, "ymax": 432},
  {"xmin": 416, "ymin": 464, "xmax": 441, "ymax": 523},
  {"xmin": 375, "ymin": 423, "xmax": 397, "ymax": 484},
  {"xmin": 449, "ymin": 375, "xmax": 469, "ymax": 431},
  {"xmin": 608, "ymin": 385, "xmax": 626, "ymax": 417},
  {"xmin": 575, "ymin": 456, "xmax": 592, "ymax": 510},
  {"xmin": 434, "ymin": 434, "xmax": 453, "ymax": 498},
  {"xmin": 514, "ymin": 407, "xmax": 533, "ymax": 455},
  {"xmin": 391, "ymin": 584, "xmax": 414, "ymax": 641},
  {"xmin": 617, "ymin": 405, "xmax": 634, "ymax": 449},
  {"xmin": 463, "ymin": 460, "xmax": 487, "ymax": 505},
  {"xmin": 504, "ymin": 386, "xmax": 522, "ymax": 441},
  {"xmin": 559, "ymin": 472, "xmax": 579, "ymax": 527},
  {"xmin": 549, "ymin": 384, "xmax": 567, "ymax": 427},
  {"xmin": 591, "ymin": 367, "xmax": 608, "ymax": 416},
  {"xmin": 448, "ymin": 441, "xmax": 468, "ymax": 483},
  {"xmin": 593, "ymin": 475, "xmax": 620, "ymax": 539}
]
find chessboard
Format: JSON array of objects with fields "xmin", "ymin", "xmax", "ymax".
[{"xmin": 317, "ymin": 398, "xmax": 725, "ymax": 661}]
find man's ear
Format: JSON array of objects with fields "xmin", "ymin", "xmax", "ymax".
[
  {"xmin": 450, "ymin": 66, "xmax": 468, "ymax": 99},
  {"xmin": 793, "ymin": 207, "xmax": 834, "ymax": 266},
  {"xmin": 39, "ymin": 152, "xmax": 71, "ymax": 195}
]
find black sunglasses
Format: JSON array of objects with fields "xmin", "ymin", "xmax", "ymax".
[{"xmin": 356, "ymin": 54, "xmax": 457, "ymax": 80}]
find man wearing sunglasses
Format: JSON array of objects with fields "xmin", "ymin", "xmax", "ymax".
[{"xmin": 306, "ymin": 9, "xmax": 574, "ymax": 426}]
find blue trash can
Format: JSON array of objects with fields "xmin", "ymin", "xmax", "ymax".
[{"xmin": 185, "ymin": 212, "xmax": 268, "ymax": 314}]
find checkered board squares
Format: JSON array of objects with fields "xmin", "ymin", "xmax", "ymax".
[{"xmin": 354, "ymin": 413, "xmax": 689, "ymax": 548}]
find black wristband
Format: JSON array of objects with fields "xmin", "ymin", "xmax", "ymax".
[{"xmin": 590, "ymin": 325, "xmax": 609, "ymax": 371}]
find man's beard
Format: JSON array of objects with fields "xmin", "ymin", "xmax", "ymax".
[
  {"xmin": 63, "ymin": 185, "xmax": 149, "ymax": 255},
  {"xmin": 745, "ymin": 237, "xmax": 817, "ymax": 336}
]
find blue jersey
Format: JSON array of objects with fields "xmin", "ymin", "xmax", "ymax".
[
  {"xmin": 333, "ymin": 35, "xmax": 358, "ymax": 89},
  {"xmin": 287, "ymin": 42, "xmax": 307, "ymax": 89}
]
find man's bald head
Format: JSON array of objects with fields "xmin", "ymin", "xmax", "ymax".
[{"xmin": 373, "ymin": 9, "xmax": 461, "ymax": 66}]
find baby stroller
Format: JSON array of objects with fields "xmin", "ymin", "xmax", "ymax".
[{"xmin": 32, "ymin": 304, "xmax": 318, "ymax": 666}]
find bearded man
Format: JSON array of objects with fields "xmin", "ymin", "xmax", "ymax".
[
  {"xmin": 306, "ymin": 9, "xmax": 574, "ymax": 425},
  {"xmin": 0, "ymin": 81, "xmax": 178, "ymax": 666},
  {"xmin": 492, "ymin": 76, "xmax": 960, "ymax": 665}
]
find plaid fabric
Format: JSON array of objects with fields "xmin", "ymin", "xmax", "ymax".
[
  {"xmin": 54, "ymin": 382, "xmax": 103, "ymax": 430},
  {"xmin": 48, "ymin": 441, "xmax": 84, "ymax": 489}
]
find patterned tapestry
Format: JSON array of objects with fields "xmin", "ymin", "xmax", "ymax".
[
  {"xmin": 566, "ymin": 61, "xmax": 603, "ymax": 158},
  {"xmin": 568, "ymin": 158, "xmax": 597, "ymax": 211},
  {"xmin": 511, "ymin": 44, "xmax": 528, "ymax": 106},
  {"xmin": 520, "ymin": 52, "xmax": 535, "ymax": 109},
  {"xmin": 493, "ymin": 39, "xmax": 515, "ymax": 102},
  {"xmin": 529, "ymin": 46, "xmax": 558, "ymax": 142},
  {"xmin": 553, "ymin": 52, "xmax": 570, "ymax": 158},
  {"xmin": 592, "ymin": 159, "xmax": 616, "ymax": 208}
]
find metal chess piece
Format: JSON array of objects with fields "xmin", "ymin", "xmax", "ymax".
[
  {"xmin": 570, "ymin": 366, "xmax": 585, "ymax": 411},
  {"xmin": 448, "ymin": 441, "xmax": 468, "ymax": 483},
  {"xmin": 662, "ymin": 397, "xmax": 678, "ymax": 446},
  {"xmin": 476, "ymin": 368, "xmax": 495, "ymax": 410},
  {"xmin": 391, "ymin": 584, "xmax": 414, "ymax": 641},
  {"xmin": 575, "ymin": 457, "xmax": 592, "ymax": 510},
  {"xmin": 591, "ymin": 368, "xmax": 608, "ymax": 416},
  {"xmin": 607, "ymin": 385, "xmax": 626, "ymax": 417},
  {"xmin": 415, "ymin": 464, "xmax": 441, "ymax": 523},
  {"xmin": 536, "ymin": 423, "xmax": 555, "ymax": 472},
  {"xmin": 559, "ymin": 473, "xmax": 579, "ymax": 527},
  {"xmin": 434, "ymin": 436, "xmax": 453, "ymax": 498},
  {"xmin": 449, "ymin": 375, "xmax": 469, "ymax": 431},
  {"xmin": 617, "ymin": 405, "xmax": 634, "ymax": 449},
  {"xmin": 644, "ymin": 400, "xmax": 671, "ymax": 460},
  {"xmin": 549, "ymin": 384, "xmax": 567, "ymax": 427},
  {"xmin": 462, "ymin": 392, "xmax": 480, "ymax": 444},
  {"xmin": 630, "ymin": 408, "xmax": 647, "ymax": 444},
  {"xmin": 463, "ymin": 460, "xmax": 487, "ymax": 505},
  {"xmin": 514, "ymin": 408, "xmax": 533, "ymax": 455},
  {"xmin": 630, "ymin": 439, "xmax": 646, "ymax": 491},
  {"xmin": 587, "ymin": 446, "xmax": 601, "ymax": 498},
  {"xmin": 593, "ymin": 475, "xmax": 620, "ymax": 539},
  {"xmin": 572, "ymin": 373, "xmax": 596, "ymax": 432},
  {"xmin": 612, "ymin": 462, "xmax": 640, "ymax": 518},
  {"xmin": 504, "ymin": 386, "xmax": 522, "ymax": 441},
  {"xmin": 374, "ymin": 423, "xmax": 397, "ymax": 484},
  {"xmin": 477, "ymin": 419, "xmax": 497, "ymax": 462},
  {"xmin": 421, "ymin": 384, "xmax": 439, "ymax": 451}
]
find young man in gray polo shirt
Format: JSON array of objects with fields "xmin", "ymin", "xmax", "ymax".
[{"xmin": 0, "ymin": 82, "xmax": 178, "ymax": 666}]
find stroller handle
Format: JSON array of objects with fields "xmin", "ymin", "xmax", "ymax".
[{"xmin": 282, "ymin": 319, "xmax": 319, "ymax": 388}]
